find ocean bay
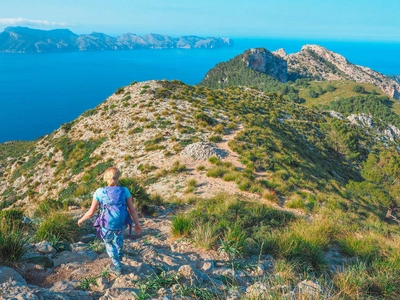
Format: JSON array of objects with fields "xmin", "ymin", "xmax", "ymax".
[{"xmin": 1, "ymin": 38, "xmax": 399, "ymax": 143}]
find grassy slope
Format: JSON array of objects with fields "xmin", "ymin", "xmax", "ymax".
[
  {"xmin": 0, "ymin": 141, "xmax": 36, "ymax": 162},
  {"xmin": 299, "ymin": 80, "xmax": 389, "ymax": 107}
]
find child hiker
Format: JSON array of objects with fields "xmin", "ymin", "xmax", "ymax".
[{"xmin": 78, "ymin": 167, "xmax": 142, "ymax": 276}]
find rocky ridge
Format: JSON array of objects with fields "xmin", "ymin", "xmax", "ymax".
[
  {"xmin": 0, "ymin": 80, "xmax": 251, "ymax": 208},
  {"xmin": 0, "ymin": 27, "xmax": 233, "ymax": 53},
  {"xmin": 203, "ymin": 45, "xmax": 400, "ymax": 100},
  {"xmin": 283, "ymin": 45, "xmax": 400, "ymax": 100}
]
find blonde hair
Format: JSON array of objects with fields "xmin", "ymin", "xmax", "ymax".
[{"xmin": 103, "ymin": 167, "xmax": 120, "ymax": 186}]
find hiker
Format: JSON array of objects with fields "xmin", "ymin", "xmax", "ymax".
[{"xmin": 77, "ymin": 167, "xmax": 142, "ymax": 276}]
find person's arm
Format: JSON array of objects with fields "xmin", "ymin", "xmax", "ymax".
[
  {"xmin": 78, "ymin": 199, "xmax": 99, "ymax": 227},
  {"xmin": 126, "ymin": 196, "xmax": 142, "ymax": 235}
]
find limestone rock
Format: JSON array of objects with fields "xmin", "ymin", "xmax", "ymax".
[
  {"xmin": 180, "ymin": 142, "xmax": 228, "ymax": 160},
  {"xmin": 347, "ymin": 113, "xmax": 400, "ymax": 141},
  {"xmin": 244, "ymin": 48, "xmax": 288, "ymax": 83},
  {"xmin": 200, "ymin": 260, "xmax": 214, "ymax": 272},
  {"xmin": 53, "ymin": 250, "xmax": 97, "ymax": 267},
  {"xmin": 273, "ymin": 48, "xmax": 287, "ymax": 58},
  {"xmin": 0, "ymin": 280, "xmax": 37, "ymax": 300},
  {"xmin": 294, "ymin": 280, "xmax": 323, "ymax": 298},
  {"xmin": 99, "ymin": 287, "xmax": 139, "ymax": 300},
  {"xmin": 35, "ymin": 241, "xmax": 56, "ymax": 255},
  {"xmin": 70, "ymin": 242, "xmax": 88, "ymax": 252},
  {"xmin": 80, "ymin": 234, "xmax": 97, "ymax": 243},
  {"xmin": 0, "ymin": 266, "xmax": 26, "ymax": 285},
  {"xmin": 178, "ymin": 264, "xmax": 194, "ymax": 277},
  {"xmin": 24, "ymin": 255, "xmax": 53, "ymax": 268},
  {"xmin": 328, "ymin": 110, "xmax": 344, "ymax": 120},
  {"xmin": 246, "ymin": 282, "xmax": 269, "ymax": 299},
  {"xmin": 49, "ymin": 280, "xmax": 79, "ymax": 292},
  {"xmin": 95, "ymin": 277, "xmax": 109, "ymax": 292}
]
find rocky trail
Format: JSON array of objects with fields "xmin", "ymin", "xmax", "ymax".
[{"xmin": 0, "ymin": 205, "xmax": 329, "ymax": 300}]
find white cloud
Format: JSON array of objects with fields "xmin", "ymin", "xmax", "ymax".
[{"xmin": 0, "ymin": 17, "xmax": 69, "ymax": 27}]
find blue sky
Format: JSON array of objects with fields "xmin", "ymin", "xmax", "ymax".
[{"xmin": 1, "ymin": 0, "xmax": 399, "ymax": 41}]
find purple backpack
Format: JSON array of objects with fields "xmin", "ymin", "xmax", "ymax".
[{"xmin": 93, "ymin": 186, "xmax": 133, "ymax": 238}]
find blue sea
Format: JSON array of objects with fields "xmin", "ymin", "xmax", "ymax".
[{"xmin": 1, "ymin": 38, "xmax": 399, "ymax": 143}]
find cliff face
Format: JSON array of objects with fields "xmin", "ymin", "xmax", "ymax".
[
  {"xmin": 243, "ymin": 48, "xmax": 288, "ymax": 83},
  {"xmin": 0, "ymin": 27, "xmax": 234, "ymax": 53},
  {"xmin": 285, "ymin": 45, "xmax": 400, "ymax": 99}
]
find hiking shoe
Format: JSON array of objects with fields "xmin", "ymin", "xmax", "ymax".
[{"xmin": 109, "ymin": 264, "xmax": 122, "ymax": 276}]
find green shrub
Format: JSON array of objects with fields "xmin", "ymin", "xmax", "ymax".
[
  {"xmin": 353, "ymin": 85, "xmax": 366, "ymax": 93},
  {"xmin": 137, "ymin": 164, "xmax": 157, "ymax": 174},
  {"xmin": 192, "ymin": 222, "xmax": 219, "ymax": 250},
  {"xmin": 338, "ymin": 233, "xmax": 380, "ymax": 261},
  {"xmin": 119, "ymin": 178, "xmax": 152, "ymax": 214},
  {"xmin": 34, "ymin": 199, "xmax": 64, "ymax": 217},
  {"xmin": 171, "ymin": 214, "xmax": 191, "ymax": 237},
  {"xmin": 194, "ymin": 112, "xmax": 215, "ymax": 125},
  {"xmin": 219, "ymin": 225, "xmax": 246, "ymax": 259},
  {"xmin": 265, "ymin": 230, "xmax": 326, "ymax": 270},
  {"xmin": 285, "ymin": 194, "xmax": 306, "ymax": 209},
  {"xmin": 222, "ymin": 172, "xmax": 237, "ymax": 182},
  {"xmin": 209, "ymin": 135, "xmax": 223, "ymax": 143},
  {"xmin": 0, "ymin": 209, "xmax": 23, "ymax": 226},
  {"xmin": 169, "ymin": 161, "xmax": 187, "ymax": 173},
  {"xmin": 237, "ymin": 178, "xmax": 252, "ymax": 191},
  {"xmin": 115, "ymin": 87, "xmax": 125, "ymax": 94},
  {"xmin": 212, "ymin": 124, "xmax": 225, "ymax": 134},
  {"xmin": 262, "ymin": 189, "xmax": 279, "ymax": 203},
  {"xmin": 196, "ymin": 165, "xmax": 206, "ymax": 171},
  {"xmin": 308, "ymin": 88, "xmax": 319, "ymax": 98},
  {"xmin": 81, "ymin": 108, "xmax": 97, "ymax": 117},
  {"xmin": 326, "ymin": 85, "xmax": 336, "ymax": 92},
  {"xmin": 226, "ymin": 122, "xmax": 238, "ymax": 130},
  {"xmin": 208, "ymin": 156, "xmax": 220, "ymax": 165},
  {"xmin": 36, "ymin": 212, "xmax": 79, "ymax": 242},
  {"xmin": 206, "ymin": 166, "xmax": 227, "ymax": 178},
  {"xmin": 0, "ymin": 222, "xmax": 30, "ymax": 262},
  {"xmin": 184, "ymin": 179, "xmax": 197, "ymax": 194}
]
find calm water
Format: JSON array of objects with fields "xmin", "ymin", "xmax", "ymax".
[{"xmin": 1, "ymin": 38, "xmax": 399, "ymax": 143}]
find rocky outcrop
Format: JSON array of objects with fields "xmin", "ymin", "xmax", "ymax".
[
  {"xmin": 286, "ymin": 44, "xmax": 400, "ymax": 99},
  {"xmin": 0, "ymin": 27, "xmax": 234, "ymax": 53},
  {"xmin": 329, "ymin": 111, "xmax": 400, "ymax": 142},
  {"xmin": 180, "ymin": 142, "xmax": 228, "ymax": 160},
  {"xmin": 243, "ymin": 48, "xmax": 288, "ymax": 83}
]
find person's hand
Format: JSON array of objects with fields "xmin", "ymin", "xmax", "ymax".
[
  {"xmin": 135, "ymin": 223, "xmax": 142, "ymax": 235},
  {"xmin": 78, "ymin": 218, "xmax": 84, "ymax": 227}
]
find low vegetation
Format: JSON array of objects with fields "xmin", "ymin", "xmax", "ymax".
[{"xmin": 1, "ymin": 77, "xmax": 400, "ymax": 298}]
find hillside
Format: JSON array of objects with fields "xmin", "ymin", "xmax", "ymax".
[
  {"xmin": 1, "ymin": 80, "xmax": 400, "ymax": 298},
  {"xmin": 201, "ymin": 45, "xmax": 400, "ymax": 100},
  {"xmin": 0, "ymin": 27, "xmax": 233, "ymax": 53}
]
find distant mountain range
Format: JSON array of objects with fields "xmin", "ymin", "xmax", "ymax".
[{"xmin": 0, "ymin": 27, "xmax": 234, "ymax": 53}]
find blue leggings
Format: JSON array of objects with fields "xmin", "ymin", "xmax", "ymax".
[{"xmin": 101, "ymin": 228, "xmax": 124, "ymax": 270}]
